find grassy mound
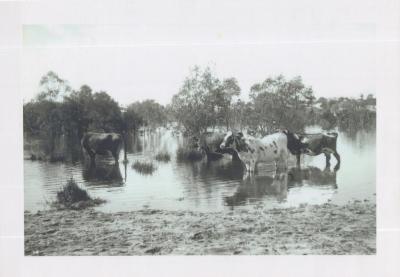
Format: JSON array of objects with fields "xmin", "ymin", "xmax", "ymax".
[
  {"xmin": 54, "ymin": 179, "xmax": 105, "ymax": 210},
  {"xmin": 132, "ymin": 160, "xmax": 156, "ymax": 175},
  {"xmin": 176, "ymin": 147, "xmax": 203, "ymax": 162},
  {"xmin": 155, "ymin": 151, "xmax": 171, "ymax": 162}
]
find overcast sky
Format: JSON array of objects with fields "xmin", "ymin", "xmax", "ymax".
[{"xmin": 21, "ymin": 0, "xmax": 383, "ymax": 105}]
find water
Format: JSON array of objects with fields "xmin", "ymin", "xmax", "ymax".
[{"xmin": 24, "ymin": 127, "xmax": 376, "ymax": 212}]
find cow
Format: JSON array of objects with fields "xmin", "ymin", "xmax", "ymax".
[
  {"xmin": 81, "ymin": 132, "xmax": 125, "ymax": 164},
  {"xmin": 220, "ymin": 130, "xmax": 290, "ymax": 173},
  {"xmin": 192, "ymin": 131, "xmax": 227, "ymax": 161},
  {"xmin": 283, "ymin": 130, "xmax": 340, "ymax": 170}
]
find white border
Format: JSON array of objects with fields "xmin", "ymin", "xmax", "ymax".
[{"xmin": 1, "ymin": 1, "xmax": 399, "ymax": 276}]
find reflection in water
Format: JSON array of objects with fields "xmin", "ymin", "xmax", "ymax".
[
  {"xmin": 223, "ymin": 166, "xmax": 336, "ymax": 207},
  {"xmin": 82, "ymin": 162, "xmax": 124, "ymax": 186},
  {"xmin": 225, "ymin": 171, "xmax": 288, "ymax": 207},
  {"xmin": 24, "ymin": 128, "xmax": 376, "ymax": 212},
  {"xmin": 288, "ymin": 166, "xmax": 337, "ymax": 189}
]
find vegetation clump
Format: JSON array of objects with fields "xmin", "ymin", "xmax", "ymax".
[
  {"xmin": 55, "ymin": 178, "xmax": 105, "ymax": 210},
  {"xmin": 132, "ymin": 160, "xmax": 157, "ymax": 175},
  {"xmin": 155, "ymin": 151, "xmax": 171, "ymax": 162}
]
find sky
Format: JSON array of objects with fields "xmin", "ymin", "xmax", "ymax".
[{"xmin": 21, "ymin": 0, "xmax": 384, "ymax": 105}]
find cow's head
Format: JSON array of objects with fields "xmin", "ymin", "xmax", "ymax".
[
  {"xmin": 281, "ymin": 129, "xmax": 309, "ymax": 155},
  {"xmin": 220, "ymin": 131, "xmax": 247, "ymax": 152},
  {"xmin": 190, "ymin": 136, "xmax": 201, "ymax": 150}
]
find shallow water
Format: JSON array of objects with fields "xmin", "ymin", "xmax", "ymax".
[{"xmin": 24, "ymin": 127, "xmax": 376, "ymax": 212}]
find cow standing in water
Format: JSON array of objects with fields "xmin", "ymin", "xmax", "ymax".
[
  {"xmin": 81, "ymin": 132, "xmax": 124, "ymax": 164},
  {"xmin": 220, "ymin": 131, "xmax": 290, "ymax": 173},
  {"xmin": 192, "ymin": 131, "xmax": 229, "ymax": 161},
  {"xmin": 283, "ymin": 129, "xmax": 341, "ymax": 170}
]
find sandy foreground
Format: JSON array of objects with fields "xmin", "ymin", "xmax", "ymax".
[{"xmin": 25, "ymin": 201, "xmax": 375, "ymax": 255}]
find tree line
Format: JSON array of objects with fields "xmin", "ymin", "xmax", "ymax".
[{"xmin": 23, "ymin": 68, "xmax": 376, "ymax": 161}]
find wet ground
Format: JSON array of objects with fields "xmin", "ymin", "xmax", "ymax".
[{"xmin": 24, "ymin": 200, "xmax": 376, "ymax": 255}]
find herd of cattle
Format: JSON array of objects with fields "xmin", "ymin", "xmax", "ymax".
[
  {"xmin": 81, "ymin": 129, "xmax": 341, "ymax": 175},
  {"xmin": 193, "ymin": 129, "xmax": 340, "ymax": 173}
]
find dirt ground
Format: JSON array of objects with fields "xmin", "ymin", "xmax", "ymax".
[{"xmin": 24, "ymin": 200, "xmax": 375, "ymax": 255}]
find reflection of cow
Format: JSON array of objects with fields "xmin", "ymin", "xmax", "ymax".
[
  {"xmin": 287, "ymin": 166, "xmax": 337, "ymax": 188},
  {"xmin": 220, "ymin": 131, "xmax": 289, "ymax": 173},
  {"xmin": 283, "ymin": 130, "xmax": 340, "ymax": 170},
  {"xmin": 224, "ymin": 171, "xmax": 288, "ymax": 206},
  {"xmin": 82, "ymin": 163, "xmax": 123, "ymax": 184},
  {"xmin": 81, "ymin": 132, "xmax": 124, "ymax": 164}
]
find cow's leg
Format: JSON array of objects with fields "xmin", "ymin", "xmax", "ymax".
[
  {"xmin": 333, "ymin": 151, "xmax": 341, "ymax": 171},
  {"xmin": 86, "ymin": 149, "xmax": 96, "ymax": 165},
  {"xmin": 277, "ymin": 149, "xmax": 288, "ymax": 170},
  {"xmin": 112, "ymin": 151, "xmax": 119, "ymax": 164},
  {"xmin": 296, "ymin": 153, "xmax": 301, "ymax": 167},
  {"xmin": 251, "ymin": 160, "xmax": 257, "ymax": 173},
  {"xmin": 89, "ymin": 154, "xmax": 96, "ymax": 166},
  {"xmin": 325, "ymin": 153, "xmax": 331, "ymax": 167}
]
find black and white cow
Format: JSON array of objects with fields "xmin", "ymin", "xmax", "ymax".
[
  {"xmin": 283, "ymin": 130, "xmax": 341, "ymax": 170},
  {"xmin": 220, "ymin": 131, "xmax": 290, "ymax": 173}
]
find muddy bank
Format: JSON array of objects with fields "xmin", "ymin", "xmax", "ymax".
[{"xmin": 24, "ymin": 201, "xmax": 375, "ymax": 255}]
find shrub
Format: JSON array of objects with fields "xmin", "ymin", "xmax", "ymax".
[
  {"xmin": 55, "ymin": 178, "xmax": 105, "ymax": 209},
  {"xmin": 132, "ymin": 160, "xmax": 156, "ymax": 175},
  {"xmin": 155, "ymin": 151, "xmax": 171, "ymax": 162}
]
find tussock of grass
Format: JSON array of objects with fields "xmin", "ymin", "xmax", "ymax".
[
  {"xmin": 155, "ymin": 151, "xmax": 171, "ymax": 162},
  {"xmin": 54, "ymin": 179, "xmax": 105, "ymax": 210},
  {"xmin": 132, "ymin": 160, "xmax": 156, "ymax": 175},
  {"xmin": 176, "ymin": 147, "xmax": 203, "ymax": 162}
]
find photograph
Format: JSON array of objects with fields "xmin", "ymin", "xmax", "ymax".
[{"xmin": 22, "ymin": 22, "xmax": 376, "ymax": 255}]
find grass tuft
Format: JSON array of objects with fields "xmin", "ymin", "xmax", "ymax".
[
  {"xmin": 132, "ymin": 160, "xmax": 156, "ymax": 175},
  {"xmin": 155, "ymin": 151, "xmax": 171, "ymax": 162},
  {"xmin": 54, "ymin": 178, "xmax": 105, "ymax": 210}
]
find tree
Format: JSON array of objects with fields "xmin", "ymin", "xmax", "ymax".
[
  {"xmin": 170, "ymin": 66, "xmax": 241, "ymax": 135},
  {"xmin": 127, "ymin": 100, "xmax": 166, "ymax": 128},
  {"xmin": 249, "ymin": 75, "xmax": 315, "ymax": 133},
  {"xmin": 90, "ymin": 91, "xmax": 123, "ymax": 132},
  {"xmin": 36, "ymin": 71, "xmax": 71, "ymax": 101}
]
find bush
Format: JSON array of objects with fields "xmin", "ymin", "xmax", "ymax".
[
  {"xmin": 55, "ymin": 178, "xmax": 105, "ymax": 209},
  {"xmin": 132, "ymin": 160, "xmax": 156, "ymax": 175},
  {"xmin": 176, "ymin": 147, "xmax": 203, "ymax": 162},
  {"xmin": 155, "ymin": 151, "xmax": 171, "ymax": 162}
]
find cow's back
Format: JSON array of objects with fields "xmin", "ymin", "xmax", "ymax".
[
  {"xmin": 200, "ymin": 131, "xmax": 225, "ymax": 150},
  {"xmin": 82, "ymin": 132, "xmax": 122, "ymax": 152},
  {"xmin": 305, "ymin": 133, "xmax": 338, "ymax": 153},
  {"xmin": 241, "ymin": 132, "xmax": 288, "ymax": 163}
]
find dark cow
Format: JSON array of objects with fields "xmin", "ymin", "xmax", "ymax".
[
  {"xmin": 283, "ymin": 130, "xmax": 340, "ymax": 170},
  {"xmin": 81, "ymin": 132, "xmax": 124, "ymax": 164},
  {"xmin": 193, "ymin": 131, "xmax": 227, "ymax": 161}
]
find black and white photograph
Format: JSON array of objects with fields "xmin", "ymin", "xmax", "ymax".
[{"xmin": 1, "ymin": 0, "xmax": 400, "ymax": 276}]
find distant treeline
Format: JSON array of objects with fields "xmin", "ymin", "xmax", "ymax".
[{"xmin": 23, "ymin": 68, "xmax": 376, "ymax": 161}]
